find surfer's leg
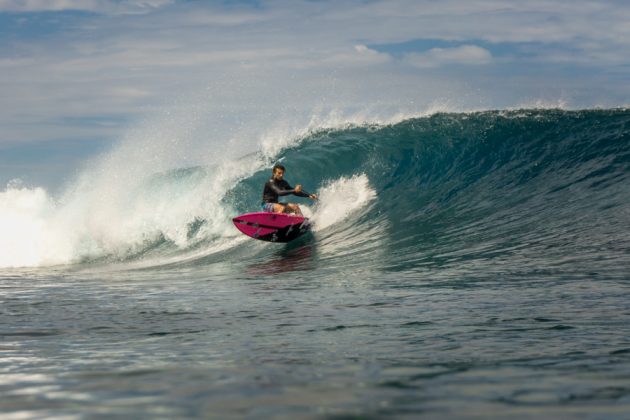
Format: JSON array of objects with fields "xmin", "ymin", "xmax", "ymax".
[
  {"xmin": 272, "ymin": 203, "xmax": 286, "ymax": 213},
  {"xmin": 285, "ymin": 203, "xmax": 303, "ymax": 216}
]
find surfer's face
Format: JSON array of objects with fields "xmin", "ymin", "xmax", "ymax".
[{"xmin": 273, "ymin": 168, "xmax": 284, "ymax": 180}]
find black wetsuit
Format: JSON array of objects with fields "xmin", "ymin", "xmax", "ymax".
[{"xmin": 262, "ymin": 178, "xmax": 310, "ymax": 204}]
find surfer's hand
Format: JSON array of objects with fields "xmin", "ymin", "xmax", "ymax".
[
  {"xmin": 310, "ymin": 194, "xmax": 318, "ymax": 200},
  {"xmin": 295, "ymin": 184, "xmax": 302, "ymax": 193}
]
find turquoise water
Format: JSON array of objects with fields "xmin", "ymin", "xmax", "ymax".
[{"xmin": 2, "ymin": 109, "xmax": 630, "ymax": 418}]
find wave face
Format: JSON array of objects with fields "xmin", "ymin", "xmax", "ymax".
[
  {"xmin": 256, "ymin": 108, "xmax": 630, "ymax": 278},
  {"xmin": 2, "ymin": 109, "xmax": 630, "ymax": 273}
]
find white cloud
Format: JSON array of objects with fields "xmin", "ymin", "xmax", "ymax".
[
  {"xmin": 404, "ymin": 45, "xmax": 492, "ymax": 68},
  {"xmin": 109, "ymin": 86, "xmax": 152, "ymax": 98},
  {"xmin": 0, "ymin": 0, "xmax": 93, "ymax": 12},
  {"xmin": 0, "ymin": 0, "xmax": 175, "ymax": 14},
  {"xmin": 317, "ymin": 45, "xmax": 391, "ymax": 66}
]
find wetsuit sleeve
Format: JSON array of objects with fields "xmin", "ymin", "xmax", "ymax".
[
  {"xmin": 266, "ymin": 180, "xmax": 311, "ymax": 199},
  {"xmin": 293, "ymin": 190, "xmax": 310, "ymax": 198},
  {"xmin": 284, "ymin": 181, "xmax": 311, "ymax": 198},
  {"xmin": 267, "ymin": 181, "xmax": 296, "ymax": 196}
]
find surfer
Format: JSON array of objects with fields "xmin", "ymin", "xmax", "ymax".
[{"xmin": 262, "ymin": 164, "xmax": 317, "ymax": 216}]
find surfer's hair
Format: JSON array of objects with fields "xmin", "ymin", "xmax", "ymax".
[{"xmin": 272, "ymin": 164, "xmax": 286, "ymax": 173}]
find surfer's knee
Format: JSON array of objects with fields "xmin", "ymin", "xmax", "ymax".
[{"xmin": 273, "ymin": 203, "xmax": 285, "ymax": 213}]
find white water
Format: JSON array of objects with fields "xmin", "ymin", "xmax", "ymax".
[
  {"xmin": 309, "ymin": 174, "xmax": 376, "ymax": 231},
  {"xmin": 0, "ymin": 185, "xmax": 68, "ymax": 267},
  {"xmin": 0, "ymin": 175, "xmax": 377, "ymax": 269},
  {"xmin": 0, "ymin": 104, "xmax": 395, "ymax": 269}
]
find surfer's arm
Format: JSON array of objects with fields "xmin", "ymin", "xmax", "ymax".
[
  {"xmin": 268, "ymin": 181, "xmax": 312, "ymax": 198},
  {"xmin": 292, "ymin": 183, "xmax": 311, "ymax": 198},
  {"xmin": 267, "ymin": 182, "xmax": 296, "ymax": 197}
]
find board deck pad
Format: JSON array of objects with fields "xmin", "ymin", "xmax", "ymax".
[{"xmin": 232, "ymin": 212, "xmax": 311, "ymax": 242}]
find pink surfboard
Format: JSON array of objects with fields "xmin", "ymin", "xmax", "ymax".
[{"xmin": 232, "ymin": 212, "xmax": 311, "ymax": 242}]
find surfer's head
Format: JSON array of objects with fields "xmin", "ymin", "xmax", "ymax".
[{"xmin": 272, "ymin": 164, "xmax": 285, "ymax": 180}]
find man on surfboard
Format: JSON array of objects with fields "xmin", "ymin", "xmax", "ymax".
[{"xmin": 262, "ymin": 164, "xmax": 317, "ymax": 216}]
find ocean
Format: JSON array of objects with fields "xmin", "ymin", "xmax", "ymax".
[{"xmin": 1, "ymin": 109, "xmax": 630, "ymax": 418}]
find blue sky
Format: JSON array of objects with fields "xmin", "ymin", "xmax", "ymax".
[{"xmin": 1, "ymin": 0, "xmax": 629, "ymax": 189}]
